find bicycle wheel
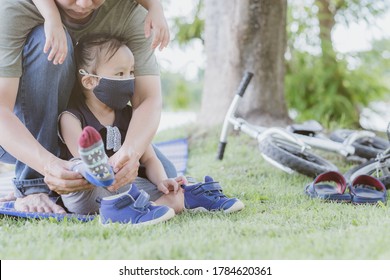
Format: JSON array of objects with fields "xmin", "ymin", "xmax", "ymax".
[
  {"xmin": 344, "ymin": 159, "xmax": 390, "ymax": 188},
  {"xmin": 259, "ymin": 136, "xmax": 338, "ymax": 178},
  {"xmin": 330, "ymin": 129, "xmax": 389, "ymax": 159}
]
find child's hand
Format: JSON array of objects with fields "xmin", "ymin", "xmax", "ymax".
[
  {"xmin": 174, "ymin": 175, "xmax": 188, "ymax": 186},
  {"xmin": 157, "ymin": 176, "xmax": 187, "ymax": 195},
  {"xmin": 43, "ymin": 20, "xmax": 68, "ymax": 65},
  {"xmin": 144, "ymin": 5, "xmax": 170, "ymax": 51}
]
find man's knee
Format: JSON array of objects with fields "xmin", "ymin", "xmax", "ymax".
[
  {"xmin": 27, "ymin": 25, "xmax": 46, "ymax": 43},
  {"xmin": 25, "ymin": 25, "xmax": 74, "ymax": 67},
  {"xmin": 22, "ymin": 25, "xmax": 75, "ymax": 108}
]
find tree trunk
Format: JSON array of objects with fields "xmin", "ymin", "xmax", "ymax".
[
  {"xmin": 316, "ymin": 0, "xmax": 337, "ymax": 60},
  {"xmin": 198, "ymin": 0, "xmax": 289, "ymax": 127}
]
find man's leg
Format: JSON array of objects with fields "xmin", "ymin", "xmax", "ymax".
[
  {"xmin": 11, "ymin": 25, "xmax": 75, "ymax": 198},
  {"xmin": 154, "ymin": 145, "xmax": 178, "ymax": 177}
]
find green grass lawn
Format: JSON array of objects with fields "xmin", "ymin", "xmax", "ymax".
[{"xmin": 1, "ymin": 126, "xmax": 390, "ymax": 260}]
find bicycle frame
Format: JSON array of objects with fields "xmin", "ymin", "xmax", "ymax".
[
  {"xmin": 348, "ymin": 148, "xmax": 390, "ymax": 182},
  {"xmin": 217, "ymin": 72, "xmax": 378, "ymax": 171}
]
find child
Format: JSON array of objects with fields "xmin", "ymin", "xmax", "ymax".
[
  {"xmin": 59, "ymin": 34, "xmax": 245, "ymax": 224},
  {"xmin": 32, "ymin": 0, "xmax": 170, "ymax": 65}
]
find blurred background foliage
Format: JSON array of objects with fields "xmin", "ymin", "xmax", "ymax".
[
  {"xmin": 159, "ymin": 0, "xmax": 204, "ymax": 111},
  {"xmin": 161, "ymin": 0, "xmax": 390, "ymax": 127},
  {"xmin": 161, "ymin": 69, "xmax": 203, "ymax": 110},
  {"xmin": 286, "ymin": 0, "xmax": 390, "ymax": 127}
]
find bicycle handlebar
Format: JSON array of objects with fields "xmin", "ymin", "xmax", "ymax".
[
  {"xmin": 216, "ymin": 142, "xmax": 227, "ymax": 160},
  {"xmin": 236, "ymin": 71, "xmax": 253, "ymax": 97},
  {"xmin": 217, "ymin": 72, "xmax": 254, "ymax": 161}
]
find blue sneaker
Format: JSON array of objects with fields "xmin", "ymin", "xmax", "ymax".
[
  {"xmin": 99, "ymin": 184, "xmax": 175, "ymax": 225},
  {"xmin": 183, "ymin": 176, "xmax": 245, "ymax": 213}
]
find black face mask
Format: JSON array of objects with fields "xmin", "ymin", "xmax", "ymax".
[{"xmin": 79, "ymin": 69, "xmax": 134, "ymax": 110}]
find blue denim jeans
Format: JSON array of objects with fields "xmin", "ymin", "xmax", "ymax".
[
  {"xmin": 151, "ymin": 144, "xmax": 177, "ymax": 178},
  {"xmin": 0, "ymin": 25, "xmax": 76, "ymax": 197}
]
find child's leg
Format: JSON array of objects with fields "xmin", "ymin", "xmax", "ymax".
[
  {"xmin": 61, "ymin": 187, "xmax": 115, "ymax": 214},
  {"xmin": 61, "ymin": 182, "xmax": 144, "ymax": 215},
  {"xmin": 134, "ymin": 177, "xmax": 185, "ymax": 214},
  {"xmin": 154, "ymin": 191, "xmax": 185, "ymax": 214},
  {"xmin": 73, "ymin": 126, "xmax": 115, "ymax": 187}
]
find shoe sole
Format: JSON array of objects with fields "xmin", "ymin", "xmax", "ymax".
[
  {"xmin": 186, "ymin": 200, "xmax": 245, "ymax": 214},
  {"xmin": 100, "ymin": 208, "xmax": 175, "ymax": 226}
]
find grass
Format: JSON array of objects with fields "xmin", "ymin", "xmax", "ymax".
[{"xmin": 1, "ymin": 126, "xmax": 390, "ymax": 260}]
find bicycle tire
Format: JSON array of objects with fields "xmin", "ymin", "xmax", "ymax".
[
  {"xmin": 259, "ymin": 136, "xmax": 338, "ymax": 178},
  {"xmin": 329, "ymin": 129, "xmax": 389, "ymax": 159},
  {"xmin": 344, "ymin": 159, "xmax": 390, "ymax": 189}
]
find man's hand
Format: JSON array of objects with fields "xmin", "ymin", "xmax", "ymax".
[
  {"xmin": 43, "ymin": 158, "xmax": 93, "ymax": 194},
  {"xmin": 107, "ymin": 147, "xmax": 140, "ymax": 192},
  {"xmin": 14, "ymin": 193, "xmax": 66, "ymax": 214}
]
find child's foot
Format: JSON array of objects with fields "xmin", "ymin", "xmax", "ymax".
[
  {"xmin": 99, "ymin": 184, "xmax": 175, "ymax": 225},
  {"xmin": 182, "ymin": 176, "xmax": 245, "ymax": 213},
  {"xmin": 72, "ymin": 126, "xmax": 114, "ymax": 187}
]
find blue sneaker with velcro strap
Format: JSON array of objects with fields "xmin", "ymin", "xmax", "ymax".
[
  {"xmin": 183, "ymin": 176, "xmax": 245, "ymax": 213},
  {"xmin": 99, "ymin": 184, "xmax": 175, "ymax": 225}
]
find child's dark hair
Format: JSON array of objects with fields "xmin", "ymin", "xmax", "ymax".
[{"xmin": 74, "ymin": 34, "xmax": 127, "ymax": 74}]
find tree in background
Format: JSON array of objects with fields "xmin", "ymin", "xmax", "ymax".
[
  {"xmin": 168, "ymin": 0, "xmax": 390, "ymax": 128},
  {"xmin": 199, "ymin": 0, "xmax": 289, "ymax": 127},
  {"xmin": 286, "ymin": 0, "xmax": 390, "ymax": 127}
]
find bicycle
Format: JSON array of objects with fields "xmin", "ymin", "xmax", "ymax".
[
  {"xmin": 344, "ymin": 123, "xmax": 390, "ymax": 188},
  {"xmin": 217, "ymin": 72, "xmax": 389, "ymax": 178}
]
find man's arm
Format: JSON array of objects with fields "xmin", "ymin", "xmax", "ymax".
[
  {"xmin": 0, "ymin": 77, "xmax": 87, "ymax": 194},
  {"xmin": 0, "ymin": 77, "xmax": 54, "ymax": 173},
  {"xmin": 125, "ymin": 75, "xmax": 162, "ymax": 155},
  {"xmin": 108, "ymin": 75, "xmax": 162, "ymax": 190}
]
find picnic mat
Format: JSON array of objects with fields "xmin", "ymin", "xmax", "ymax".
[
  {"xmin": 0, "ymin": 138, "xmax": 188, "ymax": 221},
  {"xmin": 0, "ymin": 201, "xmax": 96, "ymax": 222},
  {"xmin": 154, "ymin": 138, "xmax": 188, "ymax": 176}
]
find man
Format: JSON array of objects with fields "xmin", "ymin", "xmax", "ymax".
[{"xmin": 0, "ymin": 0, "xmax": 173, "ymax": 213}]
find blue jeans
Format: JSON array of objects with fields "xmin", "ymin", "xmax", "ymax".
[
  {"xmin": 0, "ymin": 25, "xmax": 176, "ymax": 197},
  {"xmin": 0, "ymin": 25, "xmax": 76, "ymax": 197}
]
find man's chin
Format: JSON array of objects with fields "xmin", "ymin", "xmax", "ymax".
[{"xmin": 63, "ymin": 11, "xmax": 94, "ymax": 24}]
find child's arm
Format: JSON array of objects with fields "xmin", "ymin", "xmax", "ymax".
[
  {"xmin": 141, "ymin": 145, "xmax": 186, "ymax": 194},
  {"xmin": 135, "ymin": 0, "xmax": 170, "ymax": 50},
  {"xmin": 59, "ymin": 112, "xmax": 83, "ymax": 158},
  {"xmin": 33, "ymin": 0, "xmax": 68, "ymax": 64}
]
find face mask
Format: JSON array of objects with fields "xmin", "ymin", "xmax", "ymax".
[{"xmin": 79, "ymin": 69, "xmax": 135, "ymax": 110}]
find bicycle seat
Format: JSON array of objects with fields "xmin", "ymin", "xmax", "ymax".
[{"xmin": 287, "ymin": 120, "xmax": 323, "ymax": 136}]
